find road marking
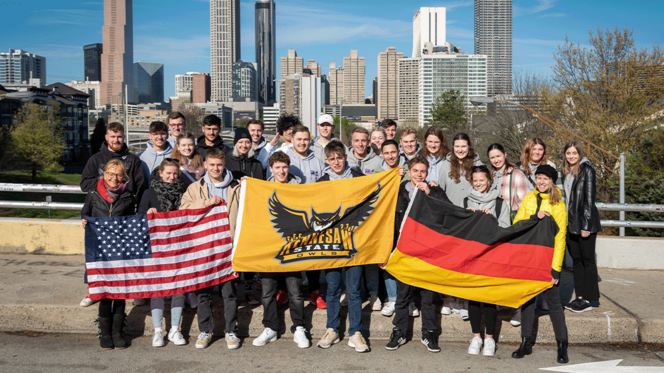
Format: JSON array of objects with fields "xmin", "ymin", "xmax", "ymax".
[
  {"xmin": 540, "ymin": 359, "xmax": 664, "ymax": 372},
  {"xmin": 603, "ymin": 278, "xmax": 636, "ymax": 286},
  {"xmin": 603, "ymin": 311, "xmax": 615, "ymax": 341}
]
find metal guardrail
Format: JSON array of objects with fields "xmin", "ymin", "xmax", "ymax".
[
  {"xmin": 0, "ymin": 201, "xmax": 84, "ymax": 210},
  {"xmin": 596, "ymin": 203, "xmax": 664, "ymax": 212},
  {"xmin": 0, "ymin": 183, "xmax": 85, "ymax": 194},
  {"xmin": 601, "ymin": 220, "xmax": 664, "ymax": 229}
]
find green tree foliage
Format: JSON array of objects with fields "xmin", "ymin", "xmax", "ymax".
[
  {"xmin": 10, "ymin": 103, "xmax": 65, "ymax": 182},
  {"xmin": 331, "ymin": 116, "xmax": 357, "ymax": 146},
  {"xmin": 233, "ymin": 118, "xmax": 251, "ymax": 128},
  {"xmin": 90, "ymin": 117, "xmax": 106, "ymax": 154},
  {"xmin": 427, "ymin": 89, "xmax": 468, "ymax": 135}
]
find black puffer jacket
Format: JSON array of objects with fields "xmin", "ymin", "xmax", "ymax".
[
  {"xmin": 565, "ymin": 162, "xmax": 602, "ymax": 235},
  {"xmin": 394, "ymin": 182, "xmax": 451, "ymax": 249},
  {"xmin": 225, "ymin": 147, "xmax": 265, "ymax": 180},
  {"xmin": 81, "ymin": 189, "xmax": 137, "ymax": 218}
]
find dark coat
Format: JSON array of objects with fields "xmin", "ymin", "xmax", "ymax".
[
  {"xmin": 565, "ymin": 163, "xmax": 602, "ymax": 235},
  {"xmin": 316, "ymin": 169, "xmax": 365, "ymax": 182},
  {"xmin": 225, "ymin": 149, "xmax": 265, "ymax": 180},
  {"xmin": 196, "ymin": 135, "xmax": 232, "ymax": 161},
  {"xmin": 394, "ymin": 182, "xmax": 451, "ymax": 249},
  {"xmin": 81, "ymin": 189, "xmax": 136, "ymax": 218},
  {"xmin": 80, "ymin": 141, "xmax": 147, "ymax": 201},
  {"xmin": 137, "ymin": 189, "xmax": 161, "ymax": 214}
]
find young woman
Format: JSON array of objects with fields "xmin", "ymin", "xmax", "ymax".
[
  {"xmin": 512, "ymin": 165, "xmax": 569, "ymax": 364},
  {"xmin": 561, "ymin": 141, "xmax": 602, "ymax": 313},
  {"xmin": 421, "ymin": 126, "xmax": 449, "ymax": 185},
  {"xmin": 370, "ymin": 127, "xmax": 387, "ymax": 156},
  {"xmin": 171, "ymin": 133, "xmax": 205, "ymax": 188},
  {"xmin": 519, "ymin": 138, "xmax": 562, "ymax": 193},
  {"xmin": 138, "ymin": 159, "xmax": 187, "ymax": 347},
  {"xmin": 464, "ymin": 166, "xmax": 508, "ymax": 357},
  {"xmin": 81, "ymin": 160, "xmax": 137, "ymax": 350}
]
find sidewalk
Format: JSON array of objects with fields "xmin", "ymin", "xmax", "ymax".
[{"xmin": 0, "ymin": 253, "xmax": 661, "ymax": 344}]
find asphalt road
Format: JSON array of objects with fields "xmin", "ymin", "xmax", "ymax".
[{"xmin": 1, "ymin": 332, "xmax": 663, "ymax": 372}]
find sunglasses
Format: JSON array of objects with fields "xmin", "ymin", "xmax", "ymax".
[
  {"xmin": 165, "ymin": 158, "xmax": 180, "ymax": 164},
  {"xmin": 471, "ymin": 165, "xmax": 488, "ymax": 172}
]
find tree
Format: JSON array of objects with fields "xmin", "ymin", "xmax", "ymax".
[
  {"xmin": 233, "ymin": 118, "xmax": 251, "ymax": 128},
  {"xmin": 180, "ymin": 106, "xmax": 205, "ymax": 138},
  {"xmin": 427, "ymin": 89, "xmax": 468, "ymax": 135},
  {"xmin": 10, "ymin": 103, "xmax": 65, "ymax": 181},
  {"xmin": 331, "ymin": 116, "xmax": 357, "ymax": 146},
  {"xmin": 90, "ymin": 117, "xmax": 106, "ymax": 154}
]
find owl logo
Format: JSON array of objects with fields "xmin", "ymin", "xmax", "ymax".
[{"xmin": 268, "ymin": 183, "xmax": 381, "ymax": 264}]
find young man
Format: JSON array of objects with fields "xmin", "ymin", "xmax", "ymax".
[
  {"xmin": 259, "ymin": 114, "xmax": 298, "ymax": 170},
  {"xmin": 253, "ymin": 151, "xmax": 309, "ymax": 349},
  {"xmin": 347, "ymin": 127, "xmax": 382, "ymax": 175},
  {"xmin": 399, "ymin": 127, "xmax": 421, "ymax": 161},
  {"xmin": 385, "ymin": 157, "xmax": 451, "ymax": 354},
  {"xmin": 285, "ymin": 125, "xmax": 327, "ymax": 184},
  {"xmin": 310, "ymin": 114, "xmax": 336, "ymax": 161},
  {"xmin": 166, "ymin": 111, "xmax": 187, "ymax": 148},
  {"xmin": 179, "ymin": 148, "xmax": 241, "ymax": 350},
  {"xmin": 316, "ymin": 141, "xmax": 369, "ymax": 353},
  {"xmin": 375, "ymin": 140, "xmax": 407, "ymax": 173},
  {"xmin": 225, "ymin": 127, "xmax": 265, "ymax": 180},
  {"xmin": 381, "ymin": 119, "xmax": 397, "ymax": 140},
  {"xmin": 138, "ymin": 121, "xmax": 173, "ymax": 182},
  {"xmin": 197, "ymin": 115, "xmax": 232, "ymax": 160}
]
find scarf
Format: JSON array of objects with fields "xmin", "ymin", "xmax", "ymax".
[
  {"xmin": 97, "ymin": 177, "xmax": 128, "ymax": 204},
  {"xmin": 467, "ymin": 183, "xmax": 501, "ymax": 210},
  {"xmin": 151, "ymin": 178, "xmax": 184, "ymax": 212}
]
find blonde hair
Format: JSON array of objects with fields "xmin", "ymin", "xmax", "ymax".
[
  {"xmin": 538, "ymin": 174, "xmax": 561, "ymax": 205},
  {"xmin": 104, "ymin": 159, "xmax": 128, "ymax": 181}
]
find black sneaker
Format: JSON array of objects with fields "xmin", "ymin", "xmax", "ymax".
[
  {"xmin": 564, "ymin": 298, "xmax": 582, "ymax": 311},
  {"xmin": 421, "ymin": 330, "xmax": 441, "ymax": 353},
  {"xmin": 386, "ymin": 328, "xmax": 406, "ymax": 351},
  {"xmin": 568, "ymin": 299, "xmax": 593, "ymax": 313}
]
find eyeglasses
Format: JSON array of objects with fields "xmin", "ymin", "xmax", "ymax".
[
  {"xmin": 471, "ymin": 165, "xmax": 488, "ymax": 172},
  {"xmin": 105, "ymin": 172, "xmax": 124, "ymax": 180},
  {"xmin": 326, "ymin": 157, "xmax": 345, "ymax": 163}
]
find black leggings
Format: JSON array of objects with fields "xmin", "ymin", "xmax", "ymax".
[
  {"xmin": 567, "ymin": 232, "xmax": 600, "ymax": 301},
  {"xmin": 468, "ymin": 301, "xmax": 497, "ymax": 335},
  {"xmin": 98, "ymin": 299, "xmax": 125, "ymax": 318}
]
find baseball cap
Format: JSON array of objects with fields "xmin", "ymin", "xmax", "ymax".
[{"xmin": 317, "ymin": 114, "xmax": 334, "ymax": 125}]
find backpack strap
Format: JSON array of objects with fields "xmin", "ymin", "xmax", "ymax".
[
  {"xmin": 180, "ymin": 167, "xmax": 196, "ymax": 183},
  {"xmin": 463, "ymin": 197, "xmax": 469, "ymax": 209},
  {"xmin": 495, "ymin": 197, "xmax": 503, "ymax": 219},
  {"xmin": 535, "ymin": 193, "xmax": 543, "ymax": 213}
]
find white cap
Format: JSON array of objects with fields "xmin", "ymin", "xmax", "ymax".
[{"xmin": 317, "ymin": 114, "xmax": 334, "ymax": 125}]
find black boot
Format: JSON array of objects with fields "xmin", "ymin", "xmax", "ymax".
[
  {"xmin": 112, "ymin": 313, "xmax": 127, "ymax": 349},
  {"xmin": 557, "ymin": 340, "xmax": 569, "ymax": 364},
  {"xmin": 511, "ymin": 337, "xmax": 532, "ymax": 358},
  {"xmin": 98, "ymin": 317, "xmax": 114, "ymax": 350}
]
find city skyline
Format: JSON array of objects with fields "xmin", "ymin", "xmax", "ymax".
[{"xmin": 1, "ymin": 0, "xmax": 662, "ymax": 102}]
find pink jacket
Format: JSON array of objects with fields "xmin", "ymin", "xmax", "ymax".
[{"xmin": 493, "ymin": 167, "xmax": 530, "ymax": 212}]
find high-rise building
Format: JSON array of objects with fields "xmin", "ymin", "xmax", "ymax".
[
  {"xmin": 175, "ymin": 73, "xmax": 196, "ymax": 93},
  {"xmin": 280, "ymin": 73, "xmax": 322, "ymax": 134},
  {"xmin": 377, "ymin": 47, "xmax": 403, "ymax": 120},
  {"xmin": 474, "ymin": 0, "xmax": 512, "ymax": 96},
  {"xmin": 412, "ymin": 7, "xmax": 446, "ymax": 58},
  {"xmin": 321, "ymin": 74, "xmax": 330, "ymax": 106},
  {"xmin": 328, "ymin": 62, "xmax": 343, "ymax": 106},
  {"xmin": 66, "ymin": 80, "xmax": 101, "ymax": 109},
  {"xmin": 305, "ymin": 59, "xmax": 321, "ymax": 78},
  {"xmin": 0, "ymin": 49, "xmax": 46, "ymax": 87},
  {"xmin": 255, "ymin": 0, "xmax": 276, "ymax": 104},
  {"xmin": 342, "ymin": 50, "xmax": 365, "ymax": 104},
  {"xmin": 133, "ymin": 62, "xmax": 164, "ymax": 103},
  {"xmin": 101, "ymin": 0, "xmax": 134, "ymax": 105},
  {"xmin": 210, "ymin": 0, "xmax": 241, "ymax": 102},
  {"xmin": 192, "ymin": 72, "xmax": 211, "ymax": 104},
  {"xmin": 83, "ymin": 43, "xmax": 103, "ymax": 81},
  {"xmin": 397, "ymin": 58, "xmax": 419, "ymax": 125},
  {"xmin": 280, "ymin": 49, "xmax": 303, "ymax": 79},
  {"xmin": 232, "ymin": 61, "xmax": 257, "ymax": 100}
]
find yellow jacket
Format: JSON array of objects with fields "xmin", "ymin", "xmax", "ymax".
[
  {"xmin": 179, "ymin": 178, "xmax": 241, "ymax": 240},
  {"xmin": 513, "ymin": 189, "xmax": 567, "ymax": 273}
]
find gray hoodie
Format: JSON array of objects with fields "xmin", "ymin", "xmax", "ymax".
[
  {"xmin": 286, "ymin": 147, "xmax": 327, "ymax": 184},
  {"xmin": 138, "ymin": 140, "xmax": 173, "ymax": 182},
  {"xmin": 437, "ymin": 153, "xmax": 484, "ymax": 207},
  {"xmin": 310, "ymin": 136, "xmax": 336, "ymax": 161},
  {"xmin": 399, "ymin": 143, "xmax": 422, "ymax": 160},
  {"xmin": 465, "ymin": 186, "xmax": 510, "ymax": 228},
  {"xmin": 426, "ymin": 155, "xmax": 445, "ymax": 184},
  {"xmin": 267, "ymin": 173, "xmax": 302, "ymax": 184},
  {"xmin": 204, "ymin": 168, "xmax": 234, "ymax": 201},
  {"xmin": 347, "ymin": 146, "xmax": 382, "ymax": 175}
]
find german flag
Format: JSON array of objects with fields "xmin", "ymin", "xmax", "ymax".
[{"xmin": 385, "ymin": 191, "xmax": 558, "ymax": 308}]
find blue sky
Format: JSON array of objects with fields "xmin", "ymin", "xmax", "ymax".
[{"xmin": 1, "ymin": 0, "xmax": 662, "ymax": 101}]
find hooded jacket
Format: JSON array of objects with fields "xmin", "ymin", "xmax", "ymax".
[
  {"xmin": 267, "ymin": 173, "xmax": 302, "ymax": 184},
  {"xmin": 80, "ymin": 141, "xmax": 147, "ymax": 201},
  {"xmin": 253, "ymin": 137, "xmax": 267, "ymax": 152},
  {"xmin": 563, "ymin": 158, "xmax": 602, "ymax": 235},
  {"xmin": 399, "ymin": 143, "xmax": 422, "ymax": 161},
  {"xmin": 513, "ymin": 189, "xmax": 567, "ymax": 276},
  {"xmin": 180, "ymin": 176, "xmax": 241, "ymax": 239},
  {"xmin": 225, "ymin": 146, "xmax": 265, "ymax": 180},
  {"xmin": 437, "ymin": 153, "xmax": 484, "ymax": 207},
  {"xmin": 285, "ymin": 147, "xmax": 327, "ymax": 184},
  {"xmin": 346, "ymin": 146, "xmax": 382, "ymax": 175},
  {"xmin": 310, "ymin": 136, "xmax": 337, "ymax": 161},
  {"xmin": 138, "ymin": 140, "xmax": 173, "ymax": 182},
  {"xmin": 425, "ymin": 154, "xmax": 445, "ymax": 184},
  {"xmin": 317, "ymin": 167, "xmax": 364, "ymax": 182},
  {"xmin": 196, "ymin": 135, "xmax": 232, "ymax": 160}
]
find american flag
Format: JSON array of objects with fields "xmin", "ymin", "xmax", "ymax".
[{"xmin": 84, "ymin": 204, "xmax": 237, "ymax": 301}]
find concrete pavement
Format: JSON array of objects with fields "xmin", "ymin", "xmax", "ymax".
[{"xmin": 0, "ymin": 253, "xmax": 662, "ymax": 344}]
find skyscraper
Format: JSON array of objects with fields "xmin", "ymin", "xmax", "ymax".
[
  {"xmin": 328, "ymin": 62, "xmax": 343, "ymax": 106},
  {"xmin": 211, "ymin": 0, "xmax": 241, "ymax": 102},
  {"xmin": 342, "ymin": 50, "xmax": 365, "ymax": 104},
  {"xmin": 397, "ymin": 58, "xmax": 419, "ymax": 125},
  {"xmin": 133, "ymin": 62, "xmax": 164, "ymax": 103},
  {"xmin": 83, "ymin": 43, "xmax": 103, "ymax": 81},
  {"xmin": 255, "ymin": 0, "xmax": 276, "ymax": 104},
  {"xmin": 232, "ymin": 61, "xmax": 257, "ymax": 100},
  {"xmin": 377, "ymin": 47, "xmax": 403, "ymax": 120},
  {"xmin": 280, "ymin": 49, "xmax": 303, "ymax": 79},
  {"xmin": 474, "ymin": 0, "xmax": 512, "ymax": 96},
  {"xmin": 0, "ymin": 49, "xmax": 46, "ymax": 87},
  {"xmin": 101, "ymin": 0, "xmax": 134, "ymax": 105},
  {"xmin": 412, "ymin": 7, "xmax": 446, "ymax": 58}
]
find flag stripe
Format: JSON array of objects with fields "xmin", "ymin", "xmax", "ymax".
[
  {"xmin": 398, "ymin": 217, "xmax": 553, "ymax": 282},
  {"xmin": 149, "ymin": 218, "xmax": 229, "ymax": 240},
  {"xmin": 88, "ymin": 261, "xmax": 233, "ymax": 286},
  {"xmin": 86, "ymin": 251, "xmax": 232, "ymax": 276},
  {"xmin": 150, "ymin": 231, "xmax": 231, "ymax": 256},
  {"xmin": 148, "ymin": 212, "xmax": 228, "ymax": 234}
]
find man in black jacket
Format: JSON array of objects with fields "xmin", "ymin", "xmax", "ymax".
[
  {"xmin": 80, "ymin": 122, "xmax": 146, "ymax": 202},
  {"xmin": 385, "ymin": 156, "xmax": 451, "ymax": 354},
  {"xmin": 225, "ymin": 127, "xmax": 265, "ymax": 180},
  {"xmin": 196, "ymin": 114, "xmax": 232, "ymax": 160}
]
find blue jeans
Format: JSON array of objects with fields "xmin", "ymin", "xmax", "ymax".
[
  {"xmin": 151, "ymin": 294, "xmax": 185, "ymax": 328},
  {"xmin": 326, "ymin": 266, "xmax": 363, "ymax": 335},
  {"xmin": 383, "ymin": 270, "xmax": 397, "ymax": 302}
]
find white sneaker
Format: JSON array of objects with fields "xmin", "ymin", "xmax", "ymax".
[
  {"xmin": 468, "ymin": 336, "xmax": 482, "ymax": 355},
  {"xmin": 340, "ymin": 291, "xmax": 348, "ymax": 307},
  {"xmin": 460, "ymin": 309, "xmax": 469, "ymax": 320},
  {"xmin": 483, "ymin": 337, "xmax": 496, "ymax": 356},
  {"xmin": 293, "ymin": 326, "xmax": 310, "ymax": 349},
  {"xmin": 152, "ymin": 329, "xmax": 164, "ymax": 347},
  {"xmin": 195, "ymin": 332, "xmax": 212, "ymax": 349},
  {"xmin": 79, "ymin": 293, "xmax": 97, "ymax": 307},
  {"xmin": 370, "ymin": 294, "xmax": 382, "ymax": 311},
  {"xmin": 510, "ymin": 320, "xmax": 521, "ymax": 327},
  {"xmin": 187, "ymin": 293, "xmax": 198, "ymax": 309},
  {"xmin": 168, "ymin": 328, "xmax": 187, "ymax": 346},
  {"xmin": 381, "ymin": 301, "xmax": 396, "ymax": 317},
  {"xmin": 441, "ymin": 306, "xmax": 452, "ymax": 315},
  {"xmin": 133, "ymin": 298, "xmax": 146, "ymax": 306},
  {"xmin": 409, "ymin": 302, "xmax": 420, "ymax": 317},
  {"xmin": 226, "ymin": 332, "xmax": 240, "ymax": 350},
  {"xmin": 253, "ymin": 327, "xmax": 277, "ymax": 347}
]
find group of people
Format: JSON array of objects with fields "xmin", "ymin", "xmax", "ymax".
[{"xmin": 78, "ymin": 112, "xmax": 602, "ymax": 365}]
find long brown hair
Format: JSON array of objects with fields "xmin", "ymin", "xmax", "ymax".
[
  {"xmin": 537, "ymin": 174, "xmax": 561, "ymax": 205},
  {"xmin": 171, "ymin": 133, "xmax": 202, "ymax": 169},
  {"xmin": 449, "ymin": 133, "xmax": 476, "ymax": 183},
  {"xmin": 421, "ymin": 126, "xmax": 449, "ymax": 158},
  {"xmin": 521, "ymin": 137, "xmax": 549, "ymax": 177},
  {"xmin": 486, "ymin": 143, "xmax": 517, "ymax": 175},
  {"xmin": 562, "ymin": 140, "xmax": 586, "ymax": 179}
]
